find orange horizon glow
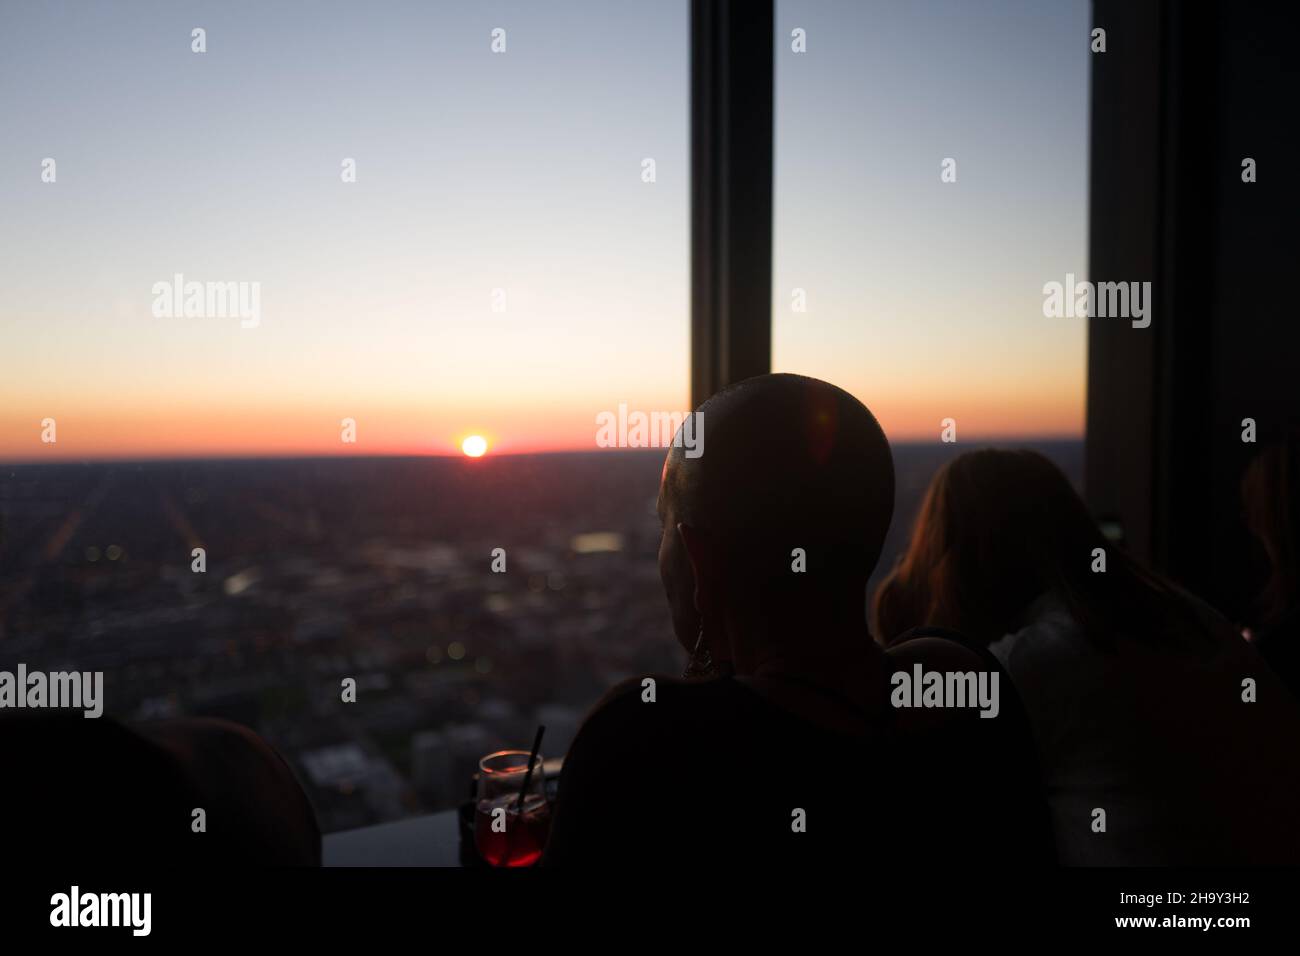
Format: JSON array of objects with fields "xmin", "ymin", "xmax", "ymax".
[{"xmin": 0, "ymin": 396, "xmax": 1083, "ymax": 464}]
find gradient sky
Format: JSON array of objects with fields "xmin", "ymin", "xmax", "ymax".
[
  {"xmin": 773, "ymin": 0, "xmax": 1090, "ymax": 439},
  {"xmin": 0, "ymin": 0, "xmax": 1088, "ymax": 462}
]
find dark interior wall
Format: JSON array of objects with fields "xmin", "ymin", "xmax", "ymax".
[
  {"xmin": 1084, "ymin": 0, "xmax": 1163, "ymax": 565},
  {"xmin": 1200, "ymin": 3, "xmax": 1300, "ymax": 620},
  {"xmin": 1087, "ymin": 0, "xmax": 1300, "ymax": 622}
]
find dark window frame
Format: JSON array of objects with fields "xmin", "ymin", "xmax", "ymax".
[{"xmin": 689, "ymin": 0, "xmax": 774, "ymax": 409}]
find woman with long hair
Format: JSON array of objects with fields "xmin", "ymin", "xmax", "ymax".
[
  {"xmin": 874, "ymin": 448, "xmax": 1207, "ymax": 649},
  {"xmin": 874, "ymin": 448, "xmax": 1300, "ymax": 865}
]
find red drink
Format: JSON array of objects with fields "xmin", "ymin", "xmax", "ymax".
[{"xmin": 474, "ymin": 793, "xmax": 551, "ymax": 867}]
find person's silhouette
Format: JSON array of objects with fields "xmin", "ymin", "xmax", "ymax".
[
  {"xmin": 875, "ymin": 448, "xmax": 1300, "ymax": 865},
  {"xmin": 0, "ymin": 712, "xmax": 320, "ymax": 865},
  {"xmin": 544, "ymin": 374, "xmax": 1053, "ymax": 866}
]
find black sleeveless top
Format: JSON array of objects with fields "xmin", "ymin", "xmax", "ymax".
[{"xmin": 544, "ymin": 629, "xmax": 1055, "ymax": 867}]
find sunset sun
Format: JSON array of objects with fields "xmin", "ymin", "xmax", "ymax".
[{"xmin": 461, "ymin": 435, "xmax": 488, "ymax": 458}]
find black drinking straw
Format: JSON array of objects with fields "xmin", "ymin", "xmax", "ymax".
[{"xmin": 513, "ymin": 724, "xmax": 546, "ymax": 812}]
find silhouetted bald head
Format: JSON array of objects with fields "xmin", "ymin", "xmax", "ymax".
[{"xmin": 660, "ymin": 374, "xmax": 894, "ymax": 597}]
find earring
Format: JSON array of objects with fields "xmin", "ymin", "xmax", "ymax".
[{"xmin": 682, "ymin": 620, "xmax": 716, "ymax": 679}]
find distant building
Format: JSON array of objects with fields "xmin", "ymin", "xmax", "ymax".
[{"xmin": 300, "ymin": 743, "xmax": 371, "ymax": 789}]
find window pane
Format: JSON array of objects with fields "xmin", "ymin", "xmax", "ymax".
[
  {"xmin": 773, "ymin": 0, "xmax": 1090, "ymax": 573},
  {"xmin": 0, "ymin": 0, "xmax": 687, "ymax": 833}
]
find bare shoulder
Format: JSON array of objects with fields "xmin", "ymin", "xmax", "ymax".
[
  {"xmin": 587, "ymin": 672, "xmax": 684, "ymax": 714},
  {"xmin": 562, "ymin": 674, "xmax": 727, "ymax": 779},
  {"xmin": 575, "ymin": 672, "xmax": 709, "ymax": 740}
]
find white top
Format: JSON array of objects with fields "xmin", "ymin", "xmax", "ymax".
[{"xmin": 990, "ymin": 591, "xmax": 1300, "ymax": 865}]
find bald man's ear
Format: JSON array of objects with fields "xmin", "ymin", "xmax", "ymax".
[{"xmin": 676, "ymin": 522, "xmax": 711, "ymax": 615}]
